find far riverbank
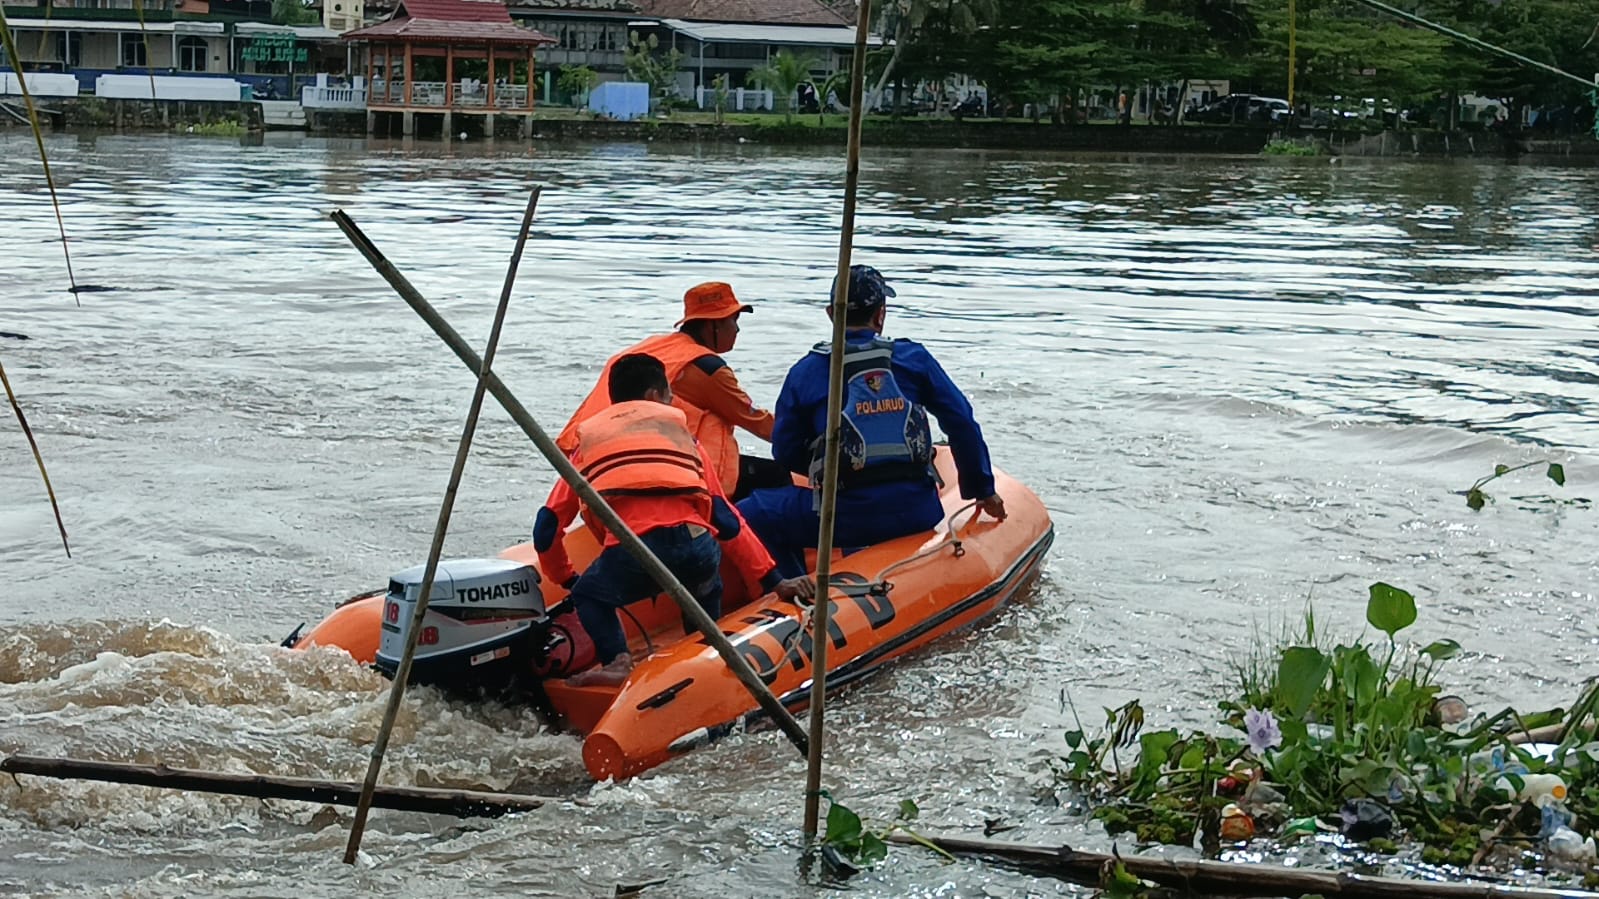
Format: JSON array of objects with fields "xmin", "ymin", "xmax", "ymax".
[{"xmin": 7, "ymin": 96, "xmax": 1598, "ymax": 158}]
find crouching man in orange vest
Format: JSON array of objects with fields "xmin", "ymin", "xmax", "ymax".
[
  {"xmin": 535, "ymin": 354, "xmax": 816, "ymax": 687},
  {"xmin": 555, "ymin": 281, "xmax": 792, "ymax": 502}
]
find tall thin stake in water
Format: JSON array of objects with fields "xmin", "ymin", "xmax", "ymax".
[
  {"xmin": 802, "ymin": 0, "xmax": 873, "ymax": 846},
  {"xmin": 343, "ymin": 188, "xmax": 542, "ymax": 865},
  {"xmin": 0, "ymin": 8, "xmax": 80, "ymax": 298},
  {"xmin": 0, "ymin": 360, "xmax": 71, "ymax": 557}
]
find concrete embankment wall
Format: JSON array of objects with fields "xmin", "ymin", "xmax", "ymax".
[{"xmin": 1, "ymin": 96, "xmax": 262, "ymax": 132}]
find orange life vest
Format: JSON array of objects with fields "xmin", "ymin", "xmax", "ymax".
[
  {"xmin": 558, "ymin": 332, "xmax": 741, "ymax": 492},
  {"xmin": 574, "ymin": 401, "xmax": 712, "ymax": 527}
]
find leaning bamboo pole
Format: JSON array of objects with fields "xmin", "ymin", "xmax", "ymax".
[
  {"xmin": 0, "ymin": 5, "xmax": 79, "ymax": 297},
  {"xmin": 889, "ymin": 832, "xmax": 1599, "ymax": 899},
  {"xmin": 342, "ymin": 188, "xmax": 541, "ymax": 864},
  {"xmin": 326, "ymin": 209, "xmax": 811, "ymax": 758},
  {"xmin": 0, "ymin": 360, "xmax": 69, "ymax": 557},
  {"xmin": 801, "ymin": 0, "xmax": 873, "ymax": 846},
  {"xmin": 2, "ymin": 755, "xmax": 562, "ymax": 819}
]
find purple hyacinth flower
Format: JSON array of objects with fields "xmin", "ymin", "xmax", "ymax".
[{"xmin": 1244, "ymin": 708, "xmax": 1282, "ymax": 755}]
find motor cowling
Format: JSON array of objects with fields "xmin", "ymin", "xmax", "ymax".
[{"xmin": 374, "ymin": 558, "xmax": 544, "ymax": 691}]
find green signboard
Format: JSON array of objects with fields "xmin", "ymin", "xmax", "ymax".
[{"xmin": 242, "ymin": 33, "xmax": 309, "ymax": 64}]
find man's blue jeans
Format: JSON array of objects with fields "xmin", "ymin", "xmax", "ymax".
[{"xmin": 571, "ymin": 524, "xmax": 722, "ymax": 664}]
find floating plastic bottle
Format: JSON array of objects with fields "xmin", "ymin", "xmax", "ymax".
[{"xmin": 1494, "ymin": 772, "xmax": 1568, "ymax": 806}]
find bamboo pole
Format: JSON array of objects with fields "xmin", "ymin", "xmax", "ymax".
[
  {"xmin": 2, "ymin": 755, "xmax": 562, "ymax": 819},
  {"xmin": 888, "ymin": 832, "xmax": 1599, "ymax": 899},
  {"xmin": 0, "ymin": 5, "xmax": 80, "ymax": 298},
  {"xmin": 343, "ymin": 188, "xmax": 541, "ymax": 864},
  {"xmin": 326, "ymin": 210, "xmax": 811, "ymax": 758},
  {"xmin": 801, "ymin": 0, "xmax": 873, "ymax": 846},
  {"xmin": 0, "ymin": 360, "xmax": 70, "ymax": 557}
]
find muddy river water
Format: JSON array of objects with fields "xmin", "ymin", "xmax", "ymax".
[{"xmin": 1, "ymin": 134, "xmax": 1596, "ymax": 896}]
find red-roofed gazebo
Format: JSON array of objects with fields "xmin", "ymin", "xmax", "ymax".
[{"xmin": 344, "ymin": 0, "xmax": 555, "ymax": 136}]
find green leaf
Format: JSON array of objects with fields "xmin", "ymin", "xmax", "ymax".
[
  {"xmin": 1466, "ymin": 488, "xmax": 1485, "ymax": 511},
  {"xmin": 858, "ymin": 832, "xmax": 888, "ymax": 866},
  {"xmin": 1101, "ymin": 860, "xmax": 1143, "ymax": 897},
  {"xmin": 1367, "ymin": 582, "xmax": 1417, "ymax": 638},
  {"xmin": 1277, "ymin": 646, "xmax": 1331, "ymax": 719},
  {"xmin": 1065, "ymin": 729, "xmax": 1084, "ymax": 749},
  {"xmin": 1494, "ymin": 464, "xmax": 1510, "ymax": 476},
  {"xmin": 824, "ymin": 800, "xmax": 863, "ymax": 848},
  {"xmin": 897, "ymin": 799, "xmax": 919, "ymax": 822},
  {"xmin": 1420, "ymin": 639, "xmax": 1460, "ymax": 661},
  {"xmin": 1548, "ymin": 463, "xmax": 1566, "ymax": 487}
]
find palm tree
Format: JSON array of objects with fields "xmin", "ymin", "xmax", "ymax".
[
  {"xmin": 749, "ymin": 49, "xmax": 823, "ymax": 122},
  {"xmin": 816, "ymin": 70, "xmax": 852, "ymax": 125}
]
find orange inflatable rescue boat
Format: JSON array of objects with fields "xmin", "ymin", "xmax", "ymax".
[{"xmin": 288, "ymin": 451, "xmax": 1052, "ymax": 780}]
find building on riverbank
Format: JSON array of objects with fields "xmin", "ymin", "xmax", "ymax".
[
  {"xmin": 342, "ymin": 0, "xmax": 555, "ymax": 137},
  {"xmin": 504, "ymin": 0, "xmax": 873, "ymax": 109},
  {"xmin": 0, "ymin": 0, "xmax": 354, "ymax": 100}
]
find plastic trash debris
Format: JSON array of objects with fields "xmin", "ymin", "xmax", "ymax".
[
  {"xmin": 1282, "ymin": 816, "xmax": 1322, "ymax": 839},
  {"xmin": 1338, "ymin": 798, "xmax": 1394, "ymax": 842},
  {"xmin": 818, "ymin": 844, "xmax": 860, "ymax": 879},
  {"xmin": 1494, "ymin": 772, "xmax": 1568, "ymax": 806},
  {"xmin": 1546, "ymin": 827, "xmax": 1598, "ymax": 869},
  {"xmin": 1541, "ymin": 802, "xmax": 1575, "ymax": 838},
  {"xmin": 1434, "ymin": 694, "xmax": 1470, "ymax": 725},
  {"xmin": 1220, "ymin": 803, "xmax": 1255, "ymax": 842},
  {"xmin": 1243, "ymin": 780, "xmax": 1285, "ymax": 805}
]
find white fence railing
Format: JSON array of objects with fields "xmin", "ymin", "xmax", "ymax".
[
  {"xmin": 694, "ymin": 86, "xmax": 774, "ymax": 112},
  {"xmin": 301, "ymin": 85, "xmax": 367, "ymax": 109},
  {"xmin": 368, "ymin": 80, "xmax": 530, "ymax": 109}
]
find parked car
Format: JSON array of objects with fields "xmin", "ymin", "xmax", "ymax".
[
  {"xmin": 1250, "ymin": 97, "xmax": 1291, "ymax": 122},
  {"xmin": 1191, "ymin": 93, "xmax": 1286, "ymax": 125}
]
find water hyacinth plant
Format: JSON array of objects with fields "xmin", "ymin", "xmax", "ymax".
[{"xmin": 1055, "ymin": 582, "xmax": 1599, "ymax": 874}]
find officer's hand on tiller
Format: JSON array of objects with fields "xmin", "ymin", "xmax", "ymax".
[
  {"xmin": 977, "ymin": 494, "xmax": 1007, "ymax": 522},
  {"xmin": 774, "ymin": 577, "xmax": 817, "ymax": 602}
]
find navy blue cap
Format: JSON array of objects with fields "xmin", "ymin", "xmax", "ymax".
[{"xmin": 831, "ymin": 264, "xmax": 896, "ymax": 311}]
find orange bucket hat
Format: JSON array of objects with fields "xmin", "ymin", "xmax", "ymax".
[{"xmin": 676, "ymin": 281, "xmax": 753, "ymax": 327}]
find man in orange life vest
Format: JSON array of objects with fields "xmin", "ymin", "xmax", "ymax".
[
  {"xmin": 535, "ymin": 354, "xmax": 816, "ymax": 687},
  {"xmin": 556, "ymin": 281, "xmax": 791, "ymax": 503}
]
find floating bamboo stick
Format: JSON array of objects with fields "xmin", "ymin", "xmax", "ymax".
[
  {"xmin": 889, "ymin": 832, "xmax": 1599, "ymax": 899},
  {"xmin": 2, "ymin": 755, "xmax": 562, "ymax": 819},
  {"xmin": 343, "ymin": 187, "xmax": 541, "ymax": 865},
  {"xmin": 327, "ymin": 209, "xmax": 811, "ymax": 759},
  {"xmin": 802, "ymin": 0, "xmax": 873, "ymax": 846}
]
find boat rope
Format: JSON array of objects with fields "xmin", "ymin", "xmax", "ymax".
[{"xmin": 757, "ymin": 499, "xmax": 983, "ymax": 680}]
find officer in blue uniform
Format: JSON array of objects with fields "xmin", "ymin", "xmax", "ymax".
[{"xmin": 737, "ymin": 265, "xmax": 1007, "ymax": 578}]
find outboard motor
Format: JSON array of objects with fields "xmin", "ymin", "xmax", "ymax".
[{"xmin": 374, "ymin": 558, "xmax": 544, "ymax": 692}]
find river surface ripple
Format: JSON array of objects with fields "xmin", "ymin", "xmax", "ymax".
[{"xmin": 1, "ymin": 134, "xmax": 1596, "ymax": 897}]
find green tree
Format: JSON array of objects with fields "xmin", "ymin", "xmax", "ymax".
[
  {"xmin": 623, "ymin": 32, "xmax": 684, "ymax": 112},
  {"xmin": 749, "ymin": 49, "xmax": 823, "ymax": 122},
  {"xmin": 271, "ymin": 0, "xmax": 317, "ymax": 26},
  {"xmin": 868, "ymin": 0, "xmax": 997, "ymax": 112},
  {"xmin": 557, "ymin": 65, "xmax": 599, "ymax": 108},
  {"xmin": 816, "ymin": 69, "xmax": 851, "ymax": 124},
  {"xmin": 1249, "ymin": 0, "xmax": 1453, "ymax": 111}
]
